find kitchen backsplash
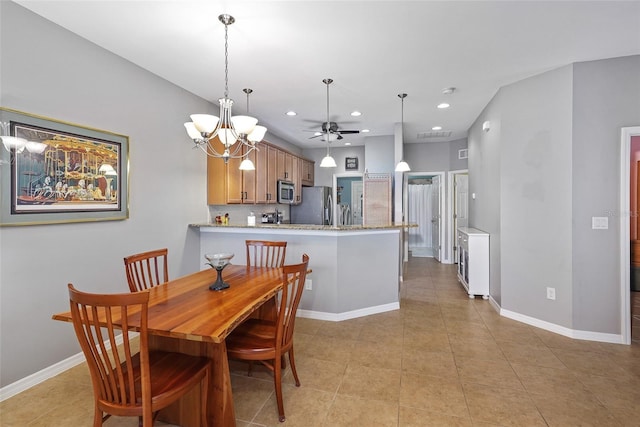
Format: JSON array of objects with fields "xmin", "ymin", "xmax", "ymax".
[{"xmin": 208, "ymin": 204, "xmax": 291, "ymax": 224}]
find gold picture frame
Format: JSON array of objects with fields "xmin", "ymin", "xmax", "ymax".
[{"xmin": 0, "ymin": 108, "xmax": 129, "ymax": 226}]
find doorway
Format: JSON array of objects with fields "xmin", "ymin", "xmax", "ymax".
[
  {"xmin": 449, "ymin": 170, "xmax": 468, "ymax": 264},
  {"xmin": 405, "ymin": 172, "xmax": 445, "ymax": 261},
  {"xmin": 333, "ymin": 172, "xmax": 363, "ymax": 226},
  {"xmin": 620, "ymin": 126, "xmax": 640, "ymax": 345}
]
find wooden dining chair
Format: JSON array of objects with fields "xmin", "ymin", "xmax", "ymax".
[
  {"xmin": 124, "ymin": 248, "xmax": 169, "ymax": 292},
  {"xmin": 245, "ymin": 240, "xmax": 287, "ymax": 268},
  {"xmin": 67, "ymin": 284, "xmax": 210, "ymax": 427},
  {"xmin": 226, "ymin": 254, "xmax": 310, "ymax": 422}
]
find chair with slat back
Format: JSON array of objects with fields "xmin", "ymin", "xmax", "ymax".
[
  {"xmin": 245, "ymin": 240, "xmax": 287, "ymax": 268},
  {"xmin": 124, "ymin": 248, "xmax": 169, "ymax": 292},
  {"xmin": 67, "ymin": 284, "xmax": 210, "ymax": 427},
  {"xmin": 226, "ymin": 254, "xmax": 310, "ymax": 422}
]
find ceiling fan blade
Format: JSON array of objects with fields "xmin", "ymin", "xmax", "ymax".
[{"xmin": 338, "ymin": 130, "xmax": 360, "ymax": 134}]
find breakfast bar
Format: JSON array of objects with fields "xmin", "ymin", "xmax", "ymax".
[{"xmin": 189, "ymin": 223, "xmax": 407, "ymax": 321}]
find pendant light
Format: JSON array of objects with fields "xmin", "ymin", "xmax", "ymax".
[
  {"xmin": 395, "ymin": 93, "xmax": 411, "ymax": 172},
  {"xmin": 319, "ymin": 78, "xmax": 337, "ymax": 168},
  {"xmin": 183, "ymin": 14, "xmax": 266, "ymax": 165}
]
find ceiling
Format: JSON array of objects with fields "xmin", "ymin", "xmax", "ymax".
[{"xmin": 13, "ymin": 1, "xmax": 640, "ymax": 149}]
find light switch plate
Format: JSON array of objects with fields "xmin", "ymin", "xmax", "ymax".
[{"xmin": 592, "ymin": 217, "xmax": 609, "ymax": 230}]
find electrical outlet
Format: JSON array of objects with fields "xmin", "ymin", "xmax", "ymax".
[
  {"xmin": 305, "ymin": 279, "xmax": 312, "ymax": 290},
  {"xmin": 546, "ymin": 287, "xmax": 556, "ymax": 300}
]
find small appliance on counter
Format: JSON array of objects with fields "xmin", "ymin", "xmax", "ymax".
[{"xmin": 261, "ymin": 211, "xmax": 284, "ymax": 224}]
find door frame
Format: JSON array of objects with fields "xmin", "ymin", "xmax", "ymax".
[
  {"xmin": 620, "ymin": 126, "xmax": 640, "ymax": 345},
  {"xmin": 448, "ymin": 169, "xmax": 468, "ymax": 265},
  {"xmin": 403, "ymin": 171, "xmax": 447, "ymax": 263},
  {"xmin": 333, "ymin": 172, "xmax": 363, "ymax": 226}
]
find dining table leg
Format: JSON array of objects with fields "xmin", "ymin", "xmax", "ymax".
[{"xmin": 148, "ymin": 335, "xmax": 236, "ymax": 427}]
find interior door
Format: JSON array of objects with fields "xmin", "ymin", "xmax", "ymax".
[
  {"xmin": 454, "ymin": 173, "xmax": 469, "ymax": 262},
  {"xmin": 431, "ymin": 175, "xmax": 441, "ymax": 261},
  {"xmin": 351, "ymin": 180, "xmax": 363, "ymax": 225}
]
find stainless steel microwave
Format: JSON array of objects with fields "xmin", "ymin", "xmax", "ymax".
[{"xmin": 277, "ymin": 180, "xmax": 295, "ymax": 204}]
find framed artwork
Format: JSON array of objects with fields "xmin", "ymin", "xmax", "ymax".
[
  {"xmin": 0, "ymin": 108, "xmax": 129, "ymax": 226},
  {"xmin": 345, "ymin": 157, "xmax": 359, "ymax": 171}
]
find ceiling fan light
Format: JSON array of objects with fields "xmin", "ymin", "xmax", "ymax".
[
  {"xmin": 320, "ymin": 154, "xmax": 337, "ymax": 168},
  {"xmin": 239, "ymin": 158, "xmax": 256, "ymax": 170},
  {"xmin": 190, "ymin": 114, "xmax": 219, "ymax": 134},
  {"xmin": 395, "ymin": 160, "xmax": 411, "ymax": 172},
  {"xmin": 231, "ymin": 115, "xmax": 258, "ymax": 135}
]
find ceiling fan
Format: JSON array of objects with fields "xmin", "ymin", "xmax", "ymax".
[{"xmin": 307, "ymin": 78, "xmax": 360, "ymax": 141}]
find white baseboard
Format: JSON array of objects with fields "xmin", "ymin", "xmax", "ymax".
[
  {"xmin": 297, "ymin": 302, "xmax": 400, "ymax": 322},
  {"xmin": 500, "ymin": 307, "xmax": 626, "ymax": 344},
  {"xmin": 0, "ymin": 334, "xmax": 125, "ymax": 402}
]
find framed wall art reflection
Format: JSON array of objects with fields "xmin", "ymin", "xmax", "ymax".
[{"xmin": 0, "ymin": 107, "xmax": 129, "ymax": 226}]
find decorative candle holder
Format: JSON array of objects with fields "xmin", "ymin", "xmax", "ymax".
[{"xmin": 205, "ymin": 253, "xmax": 234, "ymax": 291}]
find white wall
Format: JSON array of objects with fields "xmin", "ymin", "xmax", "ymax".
[{"xmin": 0, "ymin": 2, "xmax": 211, "ymax": 386}]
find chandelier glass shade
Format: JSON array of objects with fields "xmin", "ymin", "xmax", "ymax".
[{"xmin": 183, "ymin": 14, "xmax": 265, "ymax": 169}]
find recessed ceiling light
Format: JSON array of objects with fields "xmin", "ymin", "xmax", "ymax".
[
  {"xmin": 432, "ymin": 126, "xmax": 442, "ymax": 131},
  {"xmin": 286, "ymin": 111, "xmax": 297, "ymax": 116},
  {"xmin": 361, "ymin": 129, "xmax": 370, "ymax": 133},
  {"xmin": 437, "ymin": 103, "xmax": 450, "ymax": 109},
  {"xmin": 351, "ymin": 111, "xmax": 361, "ymax": 117},
  {"xmin": 344, "ymin": 142, "xmax": 351, "ymax": 146},
  {"xmin": 442, "ymin": 87, "xmax": 456, "ymax": 95}
]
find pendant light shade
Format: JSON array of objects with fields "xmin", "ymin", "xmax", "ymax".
[
  {"xmin": 239, "ymin": 158, "xmax": 256, "ymax": 171},
  {"xmin": 320, "ymin": 154, "xmax": 337, "ymax": 168},
  {"xmin": 395, "ymin": 160, "xmax": 410, "ymax": 172}
]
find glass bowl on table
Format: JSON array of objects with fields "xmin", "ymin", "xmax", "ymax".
[{"xmin": 205, "ymin": 253, "xmax": 234, "ymax": 291}]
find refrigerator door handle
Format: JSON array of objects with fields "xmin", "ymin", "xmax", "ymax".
[{"xmin": 326, "ymin": 194, "xmax": 333, "ymax": 225}]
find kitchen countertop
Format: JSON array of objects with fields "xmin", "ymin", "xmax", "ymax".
[{"xmin": 189, "ymin": 222, "xmax": 416, "ymax": 231}]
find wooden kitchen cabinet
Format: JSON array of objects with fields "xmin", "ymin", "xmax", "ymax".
[
  {"xmin": 256, "ymin": 145, "xmax": 278, "ymax": 204},
  {"xmin": 206, "ymin": 146, "xmax": 256, "ymax": 204},
  {"xmin": 208, "ymin": 141, "xmax": 312, "ymax": 206},
  {"xmin": 301, "ymin": 159, "xmax": 314, "ymax": 186}
]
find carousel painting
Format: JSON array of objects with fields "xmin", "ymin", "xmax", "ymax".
[{"xmin": 0, "ymin": 108, "xmax": 129, "ymax": 226}]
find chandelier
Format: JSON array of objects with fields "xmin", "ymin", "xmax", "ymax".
[{"xmin": 183, "ymin": 14, "xmax": 266, "ymax": 170}]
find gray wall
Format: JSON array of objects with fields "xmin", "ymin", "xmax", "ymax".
[
  {"xmin": 0, "ymin": 2, "xmax": 211, "ymax": 386},
  {"xmin": 571, "ymin": 56, "xmax": 640, "ymax": 333},
  {"xmin": 468, "ymin": 55, "xmax": 640, "ymax": 333}
]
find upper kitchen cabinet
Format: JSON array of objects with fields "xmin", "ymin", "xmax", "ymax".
[
  {"xmin": 255, "ymin": 144, "xmax": 278, "ymax": 204},
  {"xmin": 301, "ymin": 159, "xmax": 314, "ymax": 187},
  {"xmin": 207, "ymin": 146, "xmax": 256, "ymax": 204}
]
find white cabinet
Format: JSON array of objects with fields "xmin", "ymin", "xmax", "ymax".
[{"xmin": 457, "ymin": 227, "xmax": 489, "ymax": 299}]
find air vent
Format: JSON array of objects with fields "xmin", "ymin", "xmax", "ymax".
[
  {"xmin": 417, "ymin": 130, "xmax": 452, "ymax": 139},
  {"xmin": 458, "ymin": 149, "xmax": 468, "ymax": 159}
]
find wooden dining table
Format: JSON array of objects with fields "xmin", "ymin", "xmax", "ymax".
[{"xmin": 52, "ymin": 264, "xmax": 285, "ymax": 427}]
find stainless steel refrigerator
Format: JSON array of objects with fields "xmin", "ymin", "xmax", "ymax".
[{"xmin": 290, "ymin": 186, "xmax": 332, "ymax": 225}]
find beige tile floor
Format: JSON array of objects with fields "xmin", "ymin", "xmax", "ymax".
[{"xmin": 2, "ymin": 257, "xmax": 640, "ymax": 426}]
